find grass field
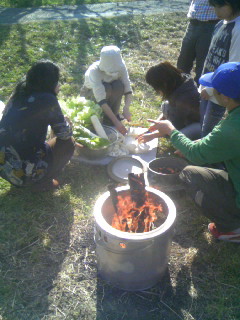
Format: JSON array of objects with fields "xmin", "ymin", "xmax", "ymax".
[{"xmin": 0, "ymin": 10, "xmax": 240, "ymax": 320}]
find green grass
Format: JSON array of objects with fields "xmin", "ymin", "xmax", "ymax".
[
  {"xmin": 0, "ymin": 0, "xmax": 137, "ymax": 8},
  {"xmin": 0, "ymin": 12, "xmax": 240, "ymax": 320}
]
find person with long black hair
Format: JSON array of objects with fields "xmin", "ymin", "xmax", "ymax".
[
  {"xmin": 0, "ymin": 60, "xmax": 75, "ymax": 191},
  {"xmin": 138, "ymin": 61, "xmax": 201, "ymax": 143}
]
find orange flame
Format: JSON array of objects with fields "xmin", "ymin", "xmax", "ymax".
[{"xmin": 111, "ymin": 192, "xmax": 166, "ymax": 233}]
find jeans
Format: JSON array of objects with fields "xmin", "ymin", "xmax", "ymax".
[
  {"xmin": 200, "ymin": 99, "xmax": 225, "ymax": 137},
  {"xmin": 180, "ymin": 122, "xmax": 201, "ymax": 140}
]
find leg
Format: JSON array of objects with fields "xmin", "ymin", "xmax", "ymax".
[
  {"xmin": 195, "ymin": 23, "xmax": 216, "ymax": 84},
  {"xmin": 201, "ymin": 100, "xmax": 225, "ymax": 137},
  {"xmin": 103, "ymin": 80, "xmax": 124, "ymax": 125},
  {"xmin": 179, "ymin": 165, "xmax": 240, "ymax": 232},
  {"xmin": 104, "ymin": 80, "xmax": 124, "ymax": 115},
  {"xmin": 46, "ymin": 137, "xmax": 75, "ymax": 179},
  {"xmin": 177, "ymin": 22, "xmax": 197, "ymax": 76},
  {"xmin": 180, "ymin": 122, "xmax": 201, "ymax": 140}
]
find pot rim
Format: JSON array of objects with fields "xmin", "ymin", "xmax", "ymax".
[
  {"xmin": 148, "ymin": 156, "xmax": 188, "ymax": 176},
  {"xmin": 93, "ymin": 186, "xmax": 176, "ymax": 240}
]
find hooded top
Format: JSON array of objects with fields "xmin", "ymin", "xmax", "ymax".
[
  {"xmin": 83, "ymin": 46, "xmax": 132, "ymax": 104},
  {"xmin": 163, "ymin": 74, "xmax": 200, "ymax": 130}
]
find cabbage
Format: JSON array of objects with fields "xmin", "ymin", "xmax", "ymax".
[
  {"xmin": 60, "ymin": 96, "xmax": 102, "ymax": 129},
  {"xmin": 60, "ymin": 96, "xmax": 109, "ymax": 150}
]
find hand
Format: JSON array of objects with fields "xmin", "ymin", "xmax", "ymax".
[
  {"xmin": 75, "ymin": 142, "xmax": 84, "ymax": 148},
  {"xmin": 147, "ymin": 119, "xmax": 175, "ymax": 136},
  {"xmin": 174, "ymin": 149, "xmax": 185, "ymax": 158},
  {"xmin": 64, "ymin": 115, "xmax": 73, "ymax": 129},
  {"xmin": 200, "ymin": 88, "xmax": 210, "ymax": 100},
  {"xmin": 137, "ymin": 132, "xmax": 156, "ymax": 144},
  {"xmin": 116, "ymin": 122, "xmax": 127, "ymax": 135},
  {"xmin": 122, "ymin": 108, "xmax": 132, "ymax": 122}
]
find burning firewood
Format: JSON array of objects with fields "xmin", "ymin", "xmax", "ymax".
[
  {"xmin": 128, "ymin": 173, "xmax": 146, "ymax": 207},
  {"xmin": 107, "ymin": 183, "xmax": 119, "ymax": 213}
]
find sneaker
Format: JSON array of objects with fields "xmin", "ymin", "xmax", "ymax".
[{"xmin": 208, "ymin": 223, "xmax": 240, "ymax": 243}]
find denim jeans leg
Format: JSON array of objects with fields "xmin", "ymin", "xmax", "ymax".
[{"xmin": 201, "ymin": 101, "xmax": 225, "ymax": 137}]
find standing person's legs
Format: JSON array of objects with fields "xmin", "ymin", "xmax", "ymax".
[
  {"xmin": 195, "ymin": 23, "xmax": 216, "ymax": 84},
  {"xmin": 177, "ymin": 22, "xmax": 198, "ymax": 76},
  {"xmin": 201, "ymin": 100, "xmax": 225, "ymax": 137},
  {"xmin": 179, "ymin": 165, "xmax": 240, "ymax": 232}
]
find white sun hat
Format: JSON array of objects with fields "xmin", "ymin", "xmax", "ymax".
[{"xmin": 99, "ymin": 45, "xmax": 125, "ymax": 74}]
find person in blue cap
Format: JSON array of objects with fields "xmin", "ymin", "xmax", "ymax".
[{"xmin": 139, "ymin": 62, "xmax": 240, "ymax": 242}]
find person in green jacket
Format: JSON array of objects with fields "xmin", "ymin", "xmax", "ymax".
[{"xmin": 140, "ymin": 62, "xmax": 240, "ymax": 243}]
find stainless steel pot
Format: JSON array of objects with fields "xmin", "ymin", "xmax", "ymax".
[{"xmin": 93, "ymin": 186, "xmax": 176, "ymax": 291}]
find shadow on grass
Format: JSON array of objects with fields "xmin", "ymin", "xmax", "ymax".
[{"xmin": 0, "ymin": 182, "xmax": 74, "ymax": 319}]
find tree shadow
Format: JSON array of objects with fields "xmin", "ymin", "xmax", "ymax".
[{"xmin": 0, "ymin": 181, "xmax": 74, "ymax": 319}]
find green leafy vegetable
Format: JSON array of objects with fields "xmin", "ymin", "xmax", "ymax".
[
  {"xmin": 60, "ymin": 96, "xmax": 102, "ymax": 129},
  {"xmin": 72, "ymin": 123, "xmax": 110, "ymax": 150},
  {"xmin": 60, "ymin": 96, "xmax": 109, "ymax": 150}
]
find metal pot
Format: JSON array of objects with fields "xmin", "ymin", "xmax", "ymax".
[
  {"xmin": 93, "ymin": 186, "xmax": 176, "ymax": 291},
  {"xmin": 147, "ymin": 157, "xmax": 188, "ymax": 186}
]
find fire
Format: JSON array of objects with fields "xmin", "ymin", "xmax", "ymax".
[{"xmin": 111, "ymin": 192, "xmax": 166, "ymax": 233}]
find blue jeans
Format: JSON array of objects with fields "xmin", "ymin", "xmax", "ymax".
[
  {"xmin": 200, "ymin": 100, "xmax": 225, "ymax": 137},
  {"xmin": 180, "ymin": 122, "xmax": 201, "ymax": 140}
]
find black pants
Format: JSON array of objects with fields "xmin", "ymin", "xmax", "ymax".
[
  {"xmin": 179, "ymin": 165, "xmax": 240, "ymax": 232},
  {"xmin": 177, "ymin": 19, "xmax": 218, "ymax": 84}
]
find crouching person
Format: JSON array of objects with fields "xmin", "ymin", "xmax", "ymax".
[
  {"xmin": 144, "ymin": 62, "xmax": 240, "ymax": 242},
  {"xmin": 80, "ymin": 45, "xmax": 133, "ymax": 135},
  {"xmin": 0, "ymin": 60, "xmax": 75, "ymax": 192}
]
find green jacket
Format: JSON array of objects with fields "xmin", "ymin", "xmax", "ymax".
[{"xmin": 170, "ymin": 106, "xmax": 240, "ymax": 208}]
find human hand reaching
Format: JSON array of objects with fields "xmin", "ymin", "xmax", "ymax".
[{"xmin": 147, "ymin": 119, "xmax": 175, "ymax": 137}]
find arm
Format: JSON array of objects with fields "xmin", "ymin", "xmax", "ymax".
[
  {"xmin": 49, "ymin": 97, "xmax": 72, "ymax": 140},
  {"xmin": 101, "ymin": 102, "xmax": 127, "ymax": 135},
  {"xmin": 137, "ymin": 132, "xmax": 161, "ymax": 144},
  {"xmin": 229, "ymin": 20, "xmax": 240, "ymax": 62},
  {"xmin": 122, "ymin": 93, "xmax": 132, "ymax": 121},
  {"xmin": 120, "ymin": 64, "xmax": 132, "ymax": 122},
  {"xmin": 147, "ymin": 117, "xmax": 240, "ymax": 165},
  {"xmin": 170, "ymin": 120, "xmax": 240, "ymax": 165}
]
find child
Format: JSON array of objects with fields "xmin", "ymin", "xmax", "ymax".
[
  {"xmin": 200, "ymin": 0, "xmax": 240, "ymax": 137},
  {"xmin": 138, "ymin": 61, "xmax": 200, "ymax": 143},
  {"xmin": 81, "ymin": 45, "xmax": 132, "ymax": 135}
]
